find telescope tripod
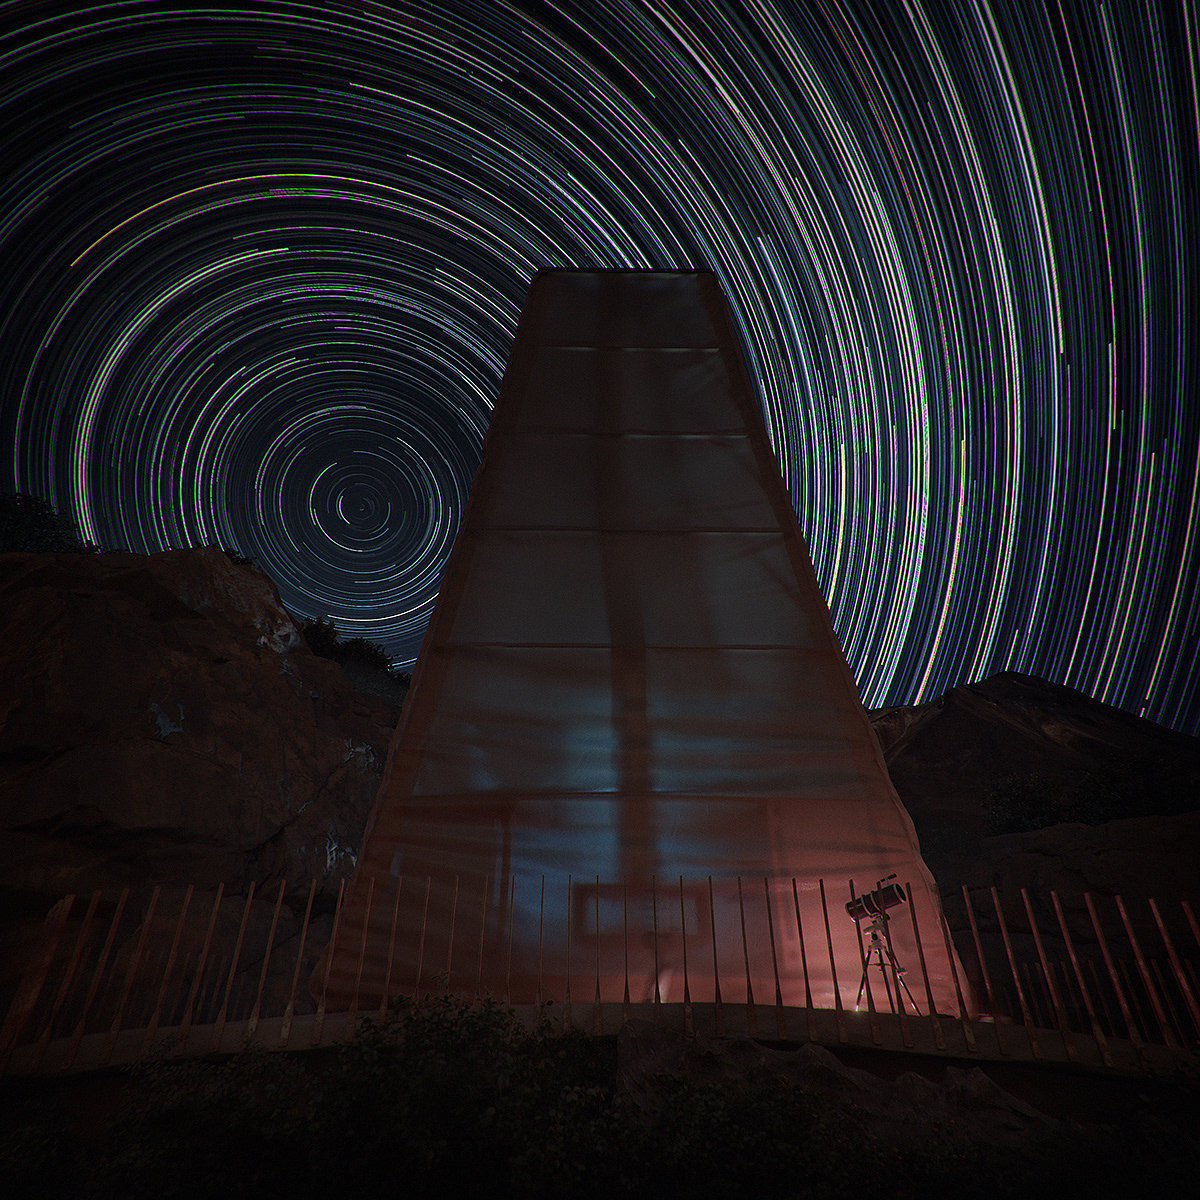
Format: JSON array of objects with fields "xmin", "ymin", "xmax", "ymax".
[{"xmin": 856, "ymin": 913, "xmax": 920, "ymax": 1014}]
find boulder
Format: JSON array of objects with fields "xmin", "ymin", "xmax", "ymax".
[{"xmin": 870, "ymin": 672, "xmax": 1200, "ymax": 901}]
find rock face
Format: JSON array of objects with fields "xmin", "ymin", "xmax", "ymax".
[
  {"xmin": 869, "ymin": 672, "xmax": 1200, "ymax": 903},
  {"xmin": 870, "ymin": 674, "xmax": 1200, "ymax": 1011},
  {"xmin": 0, "ymin": 548, "xmax": 402, "ymax": 1006}
]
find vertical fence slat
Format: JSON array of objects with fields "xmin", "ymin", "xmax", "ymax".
[
  {"xmin": 935, "ymin": 905, "xmax": 976, "ymax": 1052},
  {"xmin": 1150, "ymin": 959, "xmax": 1187, "ymax": 1047},
  {"xmin": 280, "ymin": 879, "xmax": 317, "ymax": 1047},
  {"xmin": 564, "ymin": 875, "xmax": 572, "ymax": 1028},
  {"xmin": 707, "ymin": 875, "xmax": 723, "ymax": 1035},
  {"xmin": 446, "ymin": 875, "xmax": 460, "ymax": 992},
  {"xmin": 791, "ymin": 878, "xmax": 814, "ymax": 1043},
  {"xmin": 178, "ymin": 884, "xmax": 222, "ymax": 1043},
  {"xmin": 680, "ymin": 877, "xmax": 693, "ymax": 1036},
  {"xmin": 961, "ymin": 886, "xmax": 1003, "ymax": 1055},
  {"xmin": 312, "ymin": 877, "xmax": 345, "ymax": 1047},
  {"xmin": 535, "ymin": 874, "xmax": 545, "ymax": 1009},
  {"xmin": 593, "ymin": 876, "xmax": 602, "ymax": 1034},
  {"xmin": 737, "ymin": 876, "xmax": 756, "ymax": 1035},
  {"xmin": 1148, "ymin": 897, "xmax": 1200, "ymax": 1041},
  {"xmin": 347, "ymin": 875, "xmax": 376, "ymax": 1039},
  {"xmin": 504, "ymin": 876, "xmax": 515, "ymax": 1008},
  {"xmin": 31, "ymin": 892, "xmax": 100, "ymax": 1071},
  {"xmin": 1115, "ymin": 895, "xmax": 1178, "ymax": 1050},
  {"xmin": 414, "ymin": 876, "xmax": 432, "ymax": 998},
  {"xmin": 883, "ymin": 903, "xmax": 913, "ymax": 1048},
  {"xmin": 248, "ymin": 880, "xmax": 286, "ymax": 1040},
  {"xmin": 818, "ymin": 878, "xmax": 845, "ymax": 1043},
  {"xmin": 471, "ymin": 875, "xmax": 486, "ymax": 1006},
  {"xmin": 622, "ymin": 881, "xmax": 630, "ymax": 1018},
  {"xmin": 0, "ymin": 895, "xmax": 75, "ymax": 1071},
  {"xmin": 143, "ymin": 885, "xmax": 194, "ymax": 1055},
  {"xmin": 1084, "ymin": 892, "xmax": 1147, "ymax": 1066},
  {"xmin": 103, "ymin": 886, "xmax": 161, "ymax": 1065},
  {"xmin": 764, "ymin": 877, "xmax": 784, "ymax": 1038},
  {"xmin": 991, "ymin": 887, "xmax": 1040, "ymax": 1058},
  {"xmin": 651, "ymin": 875, "xmax": 661, "ymax": 1013},
  {"xmin": 1182, "ymin": 901, "xmax": 1200, "ymax": 956},
  {"xmin": 212, "ymin": 883, "xmax": 255, "ymax": 1054},
  {"xmin": 906, "ymin": 883, "xmax": 945, "ymax": 1051},
  {"xmin": 1050, "ymin": 890, "xmax": 1111, "ymax": 1067},
  {"xmin": 1021, "ymin": 888, "xmax": 1075, "ymax": 1062}
]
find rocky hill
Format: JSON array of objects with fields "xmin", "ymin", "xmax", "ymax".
[
  {"xmin": 870, "ymin": 673, "xmax": 1200, "ymax": 906},
  {"xmin": 0, "ymin": 548, "xmax": 402, "ymax": 1004}
]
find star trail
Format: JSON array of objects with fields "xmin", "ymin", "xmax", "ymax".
[{"xmin": 1, "ymin": 1, "xmax": 1197, "ymax": 734}]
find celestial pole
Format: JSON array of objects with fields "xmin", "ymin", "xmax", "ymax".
[{"xmin": 1, "ymin": 0, "xmax": 1197, "ymax": 735}]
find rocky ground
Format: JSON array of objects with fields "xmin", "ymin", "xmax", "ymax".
[{"xmin": 3, "ymin": 1007, "xmax": 1197, "ymax": 1198}]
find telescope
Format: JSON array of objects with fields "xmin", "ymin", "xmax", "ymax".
[{"xmin": 845, "ymin": 875, "xmax": 907, "ymax": 923}]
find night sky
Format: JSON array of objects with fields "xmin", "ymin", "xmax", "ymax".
[{"xmin": 1, "ymin": 1, "xmax": 1197, "ymax": 736}]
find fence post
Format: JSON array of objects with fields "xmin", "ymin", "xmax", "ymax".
[
  {"xmin": 536, "ymin": 875, "xmax": 545, "ymax": 1010},
  {"xmin": 414, "ymin": 876, "xmax": 432, "ymax": 999},
  {"xmin": 905, "ymin": 883, "xmax": 945, "ymax": 1051},
  {"xmin": 1050, "ymin": 890, "xmax": 1111, "ymax": 1067},
  {"xmin": 680, "ymin": 877, "xmax": 693, "ymax": 1036},
  {"xmin": 1084, "ymin": 892, "xmax": 1148, "ymax": 1069},
  {"xmin": 1115, "ymin": 895, "xmax": 1179, "ymax": 1050},
  {"xmin": 819, "ymin": 879, "xmax": 845, "ymax": 1043},
  {"xmin": 178, "ymin": 883, "xmax": 223, "ymax": 1045},
  {"xmin": 651, "ymin": 875, "xmax": 661, "ymax": 1015},
  {"xmin": 249, "ymin": 880, "xmax": 286, "ymax": 1040},
  {"xmin": 1148, "ymin": 898, "xmax": 1200, "ymax": 1042},
  {"xmin": 0, "ymin": 895, "xmax": 75, "ymax": 1071},
  {"xmin": 102, "ymin": 886, "xmax": 161, "ymax": 1065},
  {"xmin": 32, "ymin": 892, "xmax": 102, "ymax": 1072},
  {"xmin": 708, "ymin": 875, "xmax": 723, "ymax": 1035},
  {"xmin": 1021, "ymin": 888, "xmax": 1075, "ymax": 1062},
  {"xmin": 593, "ymin": 877, "xmax": 602, "ymax": 1034},
  {"xmin": 960, "ymin": 886, "xmax": 1003, "ymax": 1054},
  {"xmin": 313, "ymin": 877, "xmax": 345, "ymax": 1047},
  {"xmin": 791, "ymin": 878, "xmax": 814, "ymax": 1043},
  {"xmin": 991, "ymin": 887, "xmax": 1040, "ymax": 1058},
  {"xmin": 347, "ymin": 875, "xmax": 376, "ymax": 1040},
  {"xmin": 143, "ymin": 885, "xmax": 194, "ymax": 1054},
  {"xmin": 280, "ymin": 879, "xmax": 317, "ymax": 1047},
  {"xmin": 213, "ymin": 883, "xmax": 255, "ymax": 1054},
  {"xmin": 737, "ymin": 876, "xmax": 756, "ymax": 1036},
  {"xmin": 447, "ymin": 875, "xmax": 461, "ymax": 993},
  {"xmin": 564, "ymin": 875, "xmax": 573, "ymax": 1029},
  {"xmin": 764, "ymin": 877, "xmax": 785, "ymax": 1038},
  {"xmin": 472, "ymin": 875, "xmax": 486, "ymax": 1006}
]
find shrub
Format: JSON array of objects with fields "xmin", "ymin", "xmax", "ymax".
[
  {"xmin": 301, "ymin": 616, "xmax": 395, "ymax": 674},
  {"xmin": 0, "ymin": 492, "xmax": 101, "ymax": 553}
]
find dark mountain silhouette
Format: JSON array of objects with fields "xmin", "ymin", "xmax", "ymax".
[{"xmin": 871, "ymin": 673, "xmax": 1200, "ymax": 907}]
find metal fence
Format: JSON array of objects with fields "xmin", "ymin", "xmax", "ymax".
[{"xmin": 2, "ymin": 875, "xmax": 1197, "ymax": 1077}]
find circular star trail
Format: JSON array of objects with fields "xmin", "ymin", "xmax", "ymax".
[{"xmin": 2, "ymin": 1, "xmax": 1197, "ymax": 734}]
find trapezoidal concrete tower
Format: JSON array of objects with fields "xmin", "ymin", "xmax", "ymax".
[{"xmin": 322, "ymin": 270, "xmax": 965, "ymax": 1016}]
